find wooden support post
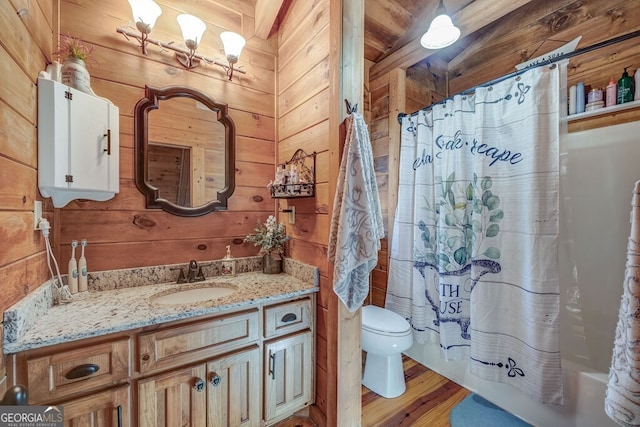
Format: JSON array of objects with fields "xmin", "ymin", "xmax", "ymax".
[
  {"xmin": 325, "ymin": 0, "xmax": 365, "ymax": 426},
  {"xmin": 387, "ymin": 68, "xmax": 406, "ymax": 248}
]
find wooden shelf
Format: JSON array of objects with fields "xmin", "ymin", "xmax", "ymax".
[{"xmin": 565, "ymin": 99, "xmax": 640, "ymax": 132}]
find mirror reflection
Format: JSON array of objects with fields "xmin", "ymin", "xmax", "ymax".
[{"xmin": 134, "ymin": 86, "xmax": 235, "ymax": 216}]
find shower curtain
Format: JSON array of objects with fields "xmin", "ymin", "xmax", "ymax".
[{"xmin": 385, "ymin": 64, "xmax": 563, "ymax": 404}]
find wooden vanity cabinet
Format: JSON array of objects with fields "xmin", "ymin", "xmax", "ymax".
[
  {"xmin": 60, "ymin": 385, "xmax": 130, "ymax": 427},
  {"xmin": 10, "ymin": 336, "xmax": 132, "ymax": 426},
  {"xmin": 9, "ymin": 294, "xmax": 315, "ymax": 427},
  {"xmin": 136, "ymin": 309, "xmax": 262, "ymax": 427},
  {"xmin": 263, "ymin": 298, "xmax": 314, "ymax": 425}
]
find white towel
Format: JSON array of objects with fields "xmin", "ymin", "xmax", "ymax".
[
  {"xmin": 328, "ymin": 112, "xmax": 384, "ymax": 312},
  {"xmin": 606, "ymin": 180, "xmax": 640, "ymax": 426}
]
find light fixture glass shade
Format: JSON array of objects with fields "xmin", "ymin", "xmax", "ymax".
[
  {"xmin": 220, "ymin": 31, "xmax": 246, "ymax": 63},
  {"xmin": 128, "ymin": 0, "xmax": 162, "ymax": 33},
  {"xmin": 420, "ymin": 14, "xmax": 460, "ymax": 49},
  {"xmin": 177, "ymin": 14, "xmax": 206, "ymax": 48}
]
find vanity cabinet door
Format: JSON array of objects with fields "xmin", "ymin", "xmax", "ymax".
[
  {"xmin": 207, "ymin": 345, "xmax": 261, "ymax": 427},
  {"xmin": 264, "ymin": 331, "xmax": 314, "ymax": 424},
  {"xmin": 60, "ymin": 385, "xmax": 130, "ymax": 427},
  {"xmin": 138, "ymin": 364, "xmax": 207, "ymax": 427}
]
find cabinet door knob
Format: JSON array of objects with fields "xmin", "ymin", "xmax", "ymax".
[
  {"xmin": 65, "ymin": 363, "xmax": 100, "ymax": 380},
  {"xmin": 281, "ymin": 313, "xmax": 297, "ymax": 323},
  {"xmin": 210, "ymin": 373, "xmax": 222, "ymax": 387},
  {"xmin": 193, "ymin": 378, "xmax": 205, "ymax": 392}
]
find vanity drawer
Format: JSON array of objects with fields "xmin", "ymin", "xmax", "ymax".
[
  {"xmin": 264, "ymin": 297, "xmax": 312, "ymax": 339},
  {"xmin": 25, "ymin": 338, "xmax": 130, "ymax": 404},
  {"xmin": 137, "ymin": 308, "xmax": 259, "ymax": 374}
]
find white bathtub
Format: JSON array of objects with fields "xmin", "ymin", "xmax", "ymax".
[
  {"xmin": 406, "ymin": 343, "xmax": 614, "ymax": 427},
  {"xmin": 404, "ymin": 120, "xmax": 640, "ymax": 427}
]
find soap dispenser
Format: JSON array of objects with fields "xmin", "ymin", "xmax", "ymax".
[
  {"xmin": 617, "ymin": 67, "xmax": 634, "ymax": 104},
  {"xmin": 68, "ymin": 240, "xmax": 78, "ymax": 294},
  {"xmin": 221, "ymin": 245, "xmax": 236, "ymax": 276}
]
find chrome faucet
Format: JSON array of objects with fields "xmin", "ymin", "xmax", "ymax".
[{"xmin": 171, "ymin": 260, "xmax": 207, "ymax": 284}]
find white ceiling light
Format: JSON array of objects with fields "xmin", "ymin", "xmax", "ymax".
[{"xmin": 420, "ymin": 0, "xmax": 460, "ymax": 50}]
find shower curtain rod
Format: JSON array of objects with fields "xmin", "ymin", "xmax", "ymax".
[{"xmin": 397, "ymin": 29, "xmax": 640, "ymax": 124}]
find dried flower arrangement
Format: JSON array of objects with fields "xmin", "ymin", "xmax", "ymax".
[{"xmin": 54, "ymin": 34, "xmax": 95, "ymax": 64}]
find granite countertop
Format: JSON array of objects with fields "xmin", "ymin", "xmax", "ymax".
[{"xmin": 4, "ymin": 258, "xmax": 318, "ymax": 354}]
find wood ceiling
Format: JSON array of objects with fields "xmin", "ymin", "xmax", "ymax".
[{"xmin": 364, "ymin": 0, "xmax": 538, "ymax": 79}]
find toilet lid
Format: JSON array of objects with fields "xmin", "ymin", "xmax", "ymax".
[{"xmin": 362, "ymin": 305, "xmax": 411, "ymax": 335}]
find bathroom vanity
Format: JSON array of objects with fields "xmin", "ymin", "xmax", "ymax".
[{"xmin": 4, "ymin": 261, "xmax": 317, "ymax": 426}]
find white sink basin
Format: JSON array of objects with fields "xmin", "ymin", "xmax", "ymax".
[{"xmin": 152, "ymin": 284, "xmax": 237, "ymax": 305}]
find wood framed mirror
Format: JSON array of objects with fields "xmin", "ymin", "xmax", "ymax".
[{"xmin": 134, "ymin": 85, "xmax": 235, "ymax": 216}]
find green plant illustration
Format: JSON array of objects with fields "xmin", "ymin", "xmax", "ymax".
[{"xmin": 416, "ymin": 172, "xmax": 502, "ymax": 272}]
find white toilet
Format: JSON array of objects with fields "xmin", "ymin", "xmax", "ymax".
[{"xmin": 361, "ymin": 305, "xmax": 413, "ymax": 398}]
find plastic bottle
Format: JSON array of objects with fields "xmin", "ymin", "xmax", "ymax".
[
  {"xmin": 635, "ymin": 69, "xmax": 640, "ymax": 101},
  {"xmin": 606, "ymin": 78, "xmax": 617, "ymax": 107},
  {"xmin": 617, "ymin": 67, "xmax": 634, "ymax": 104},
  {"xmin": 68, "ymin": 240, "xmax": 78, "ymax": 294},
  {"xmin": 78, "ymin": 239, "xmax": 88, "ymax": 292},
  {"xmin": 568, "ymin": 85, "xmax": 577, "ymax": 115},
  {"xmin": 576, "ymin": 82, "xmax": 585, "ymax": 114}
]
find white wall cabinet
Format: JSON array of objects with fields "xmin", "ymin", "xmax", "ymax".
[{"xmin": 37, "ymin": 77, "xmax": 119, "ymax": 207}]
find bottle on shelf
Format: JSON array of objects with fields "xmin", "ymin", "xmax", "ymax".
[
  {"xmin": 568, "ymin": 85, "xmax": 577, "ymax": 115},
  {"xmin": 606, "ymin": 78, "xmax": 617, "ymax": 107},
  {"xmin": 635, "ymin": 68, "xmax": 640, "ymax": 101},
  {"xmin": 576, "ymin": 82, "xmax": 585, "ymax": 114},
  {"xmin": 617, "ymin": 67, "xmax": 634, "ymax": 105}
]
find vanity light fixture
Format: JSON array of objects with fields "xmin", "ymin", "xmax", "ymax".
[
  {"xmin": 420, "ymin": 0, "xmax": 460, "ymax": 50},
  {"xmin": 117, "ymin": 0, "xmax": 246, "ymax": 79}
]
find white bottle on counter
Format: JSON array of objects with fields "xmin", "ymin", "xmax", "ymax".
[
  {"xmin": 78, "ymin": 239, "xmax": 88, "ymax": 292},
  {"xmin": 68, "ymin": 240, "xmax": 78, "ymax": 294},
  {"xmin": 635, "ymin": 69, "xmax": 640, "ymax": 101}
]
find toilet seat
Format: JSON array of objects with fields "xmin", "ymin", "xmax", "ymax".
[{"xmin": 362, "ymin": 305, "xmax": 411, "ymax": 336}]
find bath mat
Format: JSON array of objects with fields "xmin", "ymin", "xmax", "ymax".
[{"xmin": 450, "ymin": 393, "xmax": 533, "ymax": 427}]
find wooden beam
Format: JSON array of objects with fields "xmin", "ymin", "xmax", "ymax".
[
  {"xmin": 369, "ymin": 0, "xmax": 536, "ymax": 80},
  {"xmin": 387, "ymin": 67, "xmax": 405, "ymax": 247},
  {"xmin": 254, "ymin": 0, "xmax": 285, "ymax": 39}
]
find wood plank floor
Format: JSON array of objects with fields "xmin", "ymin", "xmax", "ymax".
[{"xmin": 273, "ymin": 355, "xmax": 470, "ymax": 427}]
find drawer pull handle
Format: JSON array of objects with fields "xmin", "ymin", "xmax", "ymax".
[
  {"xmin": 194, "ymin": 378, "xmax": 205, "ymax": 392},
  {"xmin": 117, "ymin": 405, "xmax": 123, "ymax": 427},
  {"xmin": 269, "ymin": 351, "xmax": 276, "ymax": 380},
  {"xmin": 281, "ymin": 313, "xmax": 297, "ymax": 323},
  {"xmin": 141, "ymin": 354, "xmax": 151, "ymax": 362},
  {"xmin": 65, "ymin": 363, "xmax": 100, "ymax": 380},
  {"xmin": 210, "ymin": 373, "xmax": 222, "ymax": 387}
]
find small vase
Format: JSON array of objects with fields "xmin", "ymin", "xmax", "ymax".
[
  {"xmin": 262, "ymin": 252, "xmax": 282, "ymax": 274},
  {"xmin": 61, "ymin": 56, "xmax": 92, "ymax": 95}
]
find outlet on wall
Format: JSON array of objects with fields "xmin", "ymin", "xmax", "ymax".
[
  {"xmin": 33, "ymin": 201, "xmax": 42, "ymax": 230},
  {"xmin": 288, "ymin": 206, "xmax": 295, "ymax": 224}
]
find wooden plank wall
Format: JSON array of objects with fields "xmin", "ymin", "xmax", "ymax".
[
  {"xmin": 0, "ymin": 0, "xmax": 56, "ymax": 395},
  {"xmin": 275, "ymin": 0, "xmax": 332, "ymax": 423},
  {"xmin": 55, "ymin": 0, "xmax": 276, "ymax": 270},
  {"xmin": 368, "ymin": 0, "xmax": 640, "ymax": 309},
  {"xmin": 448, "ymin": 0, "xmax": 640, "ymax": 98},
  {"xmin": 367, "ymin": 57, "xmax": 444, "ymax": 307}
]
